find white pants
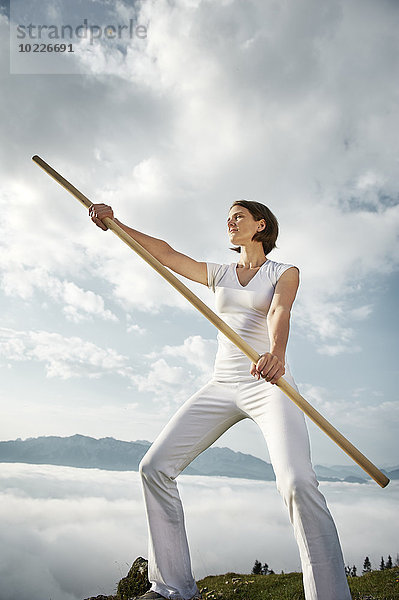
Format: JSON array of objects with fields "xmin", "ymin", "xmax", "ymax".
[{"xmin": 139, "ymin": 370, "xmax": 351, "ymax": 600}]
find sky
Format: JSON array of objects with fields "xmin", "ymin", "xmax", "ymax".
[
  {"xmin": 1, "ymin": 0, "xmax": 399, "ymax": 597},
  {"xmin": 0, "ymin": 0, "xmax": 398, "ymax": 470},
  {"xmin": 1, "ymin": 463, "xmax": 398, "ymax": 600}
]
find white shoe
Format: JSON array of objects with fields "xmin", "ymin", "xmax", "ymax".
[
  {"xmin": 135, "ymin": 591, "xmax": 202, "ymax": 600},
  {"xmin": 135, "ymin": 592, "xmax": 166, "ymax": 600}
]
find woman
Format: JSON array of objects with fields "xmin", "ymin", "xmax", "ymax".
[{"xmin": 89, "ymin": 200, "xmax": 351, "ymax": 600}]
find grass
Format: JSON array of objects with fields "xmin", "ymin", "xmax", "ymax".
[
  {"xmin": 198, "ymin": 571, "xmax": 304, "ymax": 600},
  {"xmin": 349, "ymin": 568, "xmax": 399, "ymax": 599},
  {"xmin": 196, "ymin": 567, "xmax": 399, "ymax": 600}
]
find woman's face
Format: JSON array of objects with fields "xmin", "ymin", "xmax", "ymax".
[{"xmin": 227, "ymin": 205, "xmax": 265, "ymax": 246}]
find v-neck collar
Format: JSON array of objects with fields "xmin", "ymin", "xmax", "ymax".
[{"xmin": 234, "ymin": 261, "xmax": 268, "ymax": 288}]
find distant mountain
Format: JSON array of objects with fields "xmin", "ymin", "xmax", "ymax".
[
  {"xmin": 0, "ymin": 435, "xmax": 395, "ymax": 483},
  {"xmin": 386, "ymin": 468, "xmax": 399, "ymax": 480},
  {"xmin": 314, "ymin": 464, "xmax": 369, "ymax": 482},
  {"xmin": 0, "ymin": 434, "xmax": 149, "ymax": 471},
  {"xmin": 314, "ymin": 463, "xmax": 395, "ymax": 482},
  {"xmin": 0, "ymin": 435, "xmax": 275, "ymax": 481}
]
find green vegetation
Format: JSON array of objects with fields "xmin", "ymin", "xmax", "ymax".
[
  {"xmin": 84, "ymin": 557, "xmax": 399, "ymax": 600},
  {"xmin": 349, "ymin": 567, "xmax": 399, "ymax": 599},
  {"xmin": 197, "ymin": 572, "xmax": 305, "ymax": 600},
  {"xmin": 196, "ymin": 567, "xmax": 399, "ymax": 600}
]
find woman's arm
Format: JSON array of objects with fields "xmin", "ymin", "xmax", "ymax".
[
  {"xmin": 89, "ymin": 204, "xmax": 208, "ymax": 286},
  {"xmin": 250, "ymin": 266, "xmax": 299, "ymax": 383}
]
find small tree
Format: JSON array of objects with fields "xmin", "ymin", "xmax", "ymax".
[
  {"xmin": 380, "ymin": 557, "xmax": 385, "ymax": 571},
  {"xmin": 261, "ymin": 563, "xmax": 274, "ymax": 575},
  {"xmin": 386, "ymin": 555, "xmax": 393, "ymax": 569},
  {"xmin": 252, "ymin": 559, "xmax": 262, "ymax": 575},
  {"xmin": 345, "ymin": 565, "xmax": 357, "ymax": 578},
  {"xmin": 363, "ymin": 556, "xmax": 372, "ymax": 573}
]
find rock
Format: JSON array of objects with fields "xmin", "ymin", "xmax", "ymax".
[{"xmin": 117, "ymin": 556, "xmax": 150, "ymax": 600}]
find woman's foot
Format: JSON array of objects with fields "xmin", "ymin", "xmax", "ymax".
[
  {"xmin": 135, "ymin": 592, "xmax": 166, "ymax": 600},
  {"xmin": 135, "ymin": 591, "xmax": 202, "ymax": 600}
]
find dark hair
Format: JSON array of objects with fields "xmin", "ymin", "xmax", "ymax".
[{"xmin": 229, "ymin": 200, "xmax": 279, "ymax": 255}]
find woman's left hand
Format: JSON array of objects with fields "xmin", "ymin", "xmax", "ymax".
[{"xmin": 250, "ymin": 353, "xmax": 285, "ymax": 384}]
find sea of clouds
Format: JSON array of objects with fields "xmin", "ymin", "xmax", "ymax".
[{"xmin": 0, "ymin": 463, "xmax": 397, "ymax": 600}]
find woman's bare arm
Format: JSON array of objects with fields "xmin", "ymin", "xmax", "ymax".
[
  {"xmin": 250, "ymin": 266, "xmax": 300, "ymax": 383},
  {"xmin": 89, "ymin": 204, "xmax": 208, "ymax": 286}
]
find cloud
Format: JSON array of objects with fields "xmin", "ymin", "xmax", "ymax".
[
  {"xmin": 2, "ymin": 0, "xmax": 398, "ymax": 352},
  {"xmin": 0, "ymin": 328, "xmax": 215, "ymax": 421},
  {"xmin": 131, "ymin": 335, "xmax": 217, "ymax": 405},
  {"xmin": 1, "ymin": 264, "xmax": 118, "ymax": 323},
  {"xmin": 0, "ymin": 328, "xmax": 216, "ymax": 441},
  {"xmin": 0, "ymin": 467, "xmax": 147, "ymax": 600},
  {"xmin": 289, "ymin": 202, "xmax": 399, "ymax": 354},
  {"xmin": 3, "ymin": 0, "xmax": 399, "ymax": 340},
  {"xmin": 0, "ymin": 463, "xmax": 398, "ymax": 600},
  {"xmin": 127, "ymin": 323, "xmax": 146, "ymax": 335},
  {"xmin": 130, "ymin": 357, "xmax": 198, "ymax": 408},
  {"xmin": 297, "ymin": 382, "xmax": 399, "ymax": 466},
  {"xmin": 147, "ymin": 335, "xmax": 217, "ymax": 375},
  {"xmin": 0, "ymin": 327, "xmax": 132, "ymax": 380},
  {"xmin": 0, "ymin": 0, "xmax": 398, "ymax": 472},
  {"xmin": 299, "ymin": 383, "xmax": 399, "ymax": 426},
  {"xmin": 0, "ymin": 178, "xmax": 118, "ymax": 323}
]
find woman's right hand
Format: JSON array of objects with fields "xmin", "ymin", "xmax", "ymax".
[{"xmin": 89, "ymin": 203, "xmax": 114, "ymax": 231}]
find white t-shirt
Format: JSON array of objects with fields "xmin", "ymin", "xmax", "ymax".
[{"xmin": 206, "ymin": 260, "xmax": 296, "ymax": 381}]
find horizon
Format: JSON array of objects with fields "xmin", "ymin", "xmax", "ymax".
[{"xmin": 1, "ymin": 432, "xmax": 397, "ymax": 472}]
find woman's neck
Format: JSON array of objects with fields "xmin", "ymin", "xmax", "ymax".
[{"xmin": 237, "ymin": 244, "xmax": 267, "ymax": 269}]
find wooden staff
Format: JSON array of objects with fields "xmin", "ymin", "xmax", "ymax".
[{"xmin": 32, "ymin": 155, "xmax": 390, "ymax": 488}]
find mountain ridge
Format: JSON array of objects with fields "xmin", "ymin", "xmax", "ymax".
[{"xmin": 0, "ymin": 434, "xmax": 396, "ymax": 483}]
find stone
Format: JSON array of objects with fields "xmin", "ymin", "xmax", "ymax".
[{"xmin": 117, "ymin": 556, "xmax": 150, "ymax": 600}]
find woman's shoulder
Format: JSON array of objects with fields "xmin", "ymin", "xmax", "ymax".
[
  {"xmin": 206, "ymin": 261, "xmax": 232, "ymax": 273},
  {"xmin": 206, "ymin": 262, "xmax": 232, "ymax": 291},
  {"xmin": 265, "ymin": 258, "xmax": 298, "ymax": 270},
  {"xmin": 263, "ymin": 259, "xmax": 299, "ymax": 286}
]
